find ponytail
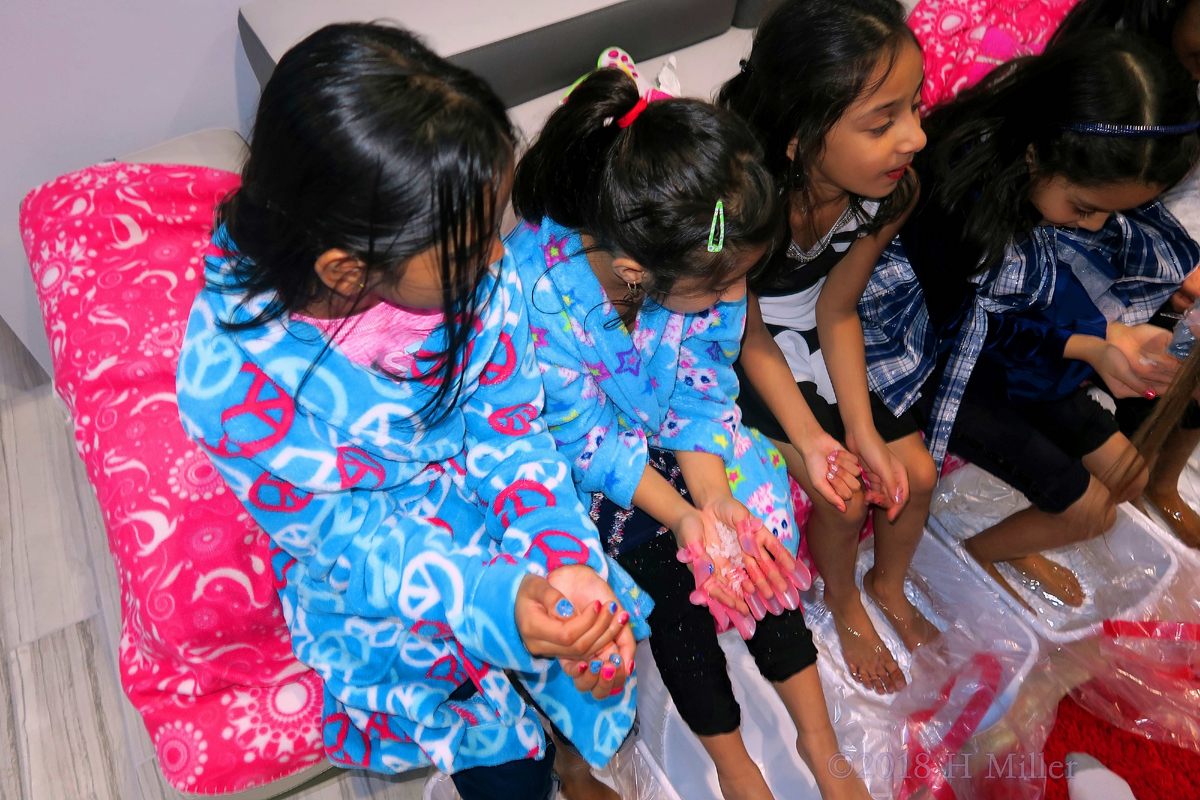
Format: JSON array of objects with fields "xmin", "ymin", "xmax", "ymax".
[
  {"xmin": 513, "ymin": 68, "xmax": 781, "ymax": 297},
  {"xmin": 513, "ymin": 69, "xmax": 641, "ymax": 229}
]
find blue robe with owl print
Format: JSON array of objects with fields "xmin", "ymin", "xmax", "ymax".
[{"xmin": 507, "ymin": 218, "xmax": 798, "ymax": 553}]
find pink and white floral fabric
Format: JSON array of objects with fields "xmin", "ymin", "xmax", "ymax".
[
  {"xmin": 907, "ymin": 0, "xmax": 1080, "ymax": 112},
  {"xmin": 20, "ymin": 163, "xmax": 325, "ymax": 794}
]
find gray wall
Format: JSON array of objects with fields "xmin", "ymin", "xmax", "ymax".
[{"xmin": 0, "ymin": 0, "xmax": 259, "ymax": 373}]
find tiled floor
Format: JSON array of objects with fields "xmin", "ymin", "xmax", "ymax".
[{"xmin": 0, "ymin": 316, "xmax": 427, "ymax": 800}]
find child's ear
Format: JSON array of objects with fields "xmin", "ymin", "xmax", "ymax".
[
  {"xmin": 610, "ymin": 256, "xmax": 648, "ymax": 290},
  {"xmin": 786, "ymin": 135, "xmax": 799, "ymax": 163},
  {"xmin": 314, "ymin": 249, "xmax": 367, "ymax": 296},
  {"xmin": 1024, "ymin": 144, "xmax": 1039, "ymax": 172}
]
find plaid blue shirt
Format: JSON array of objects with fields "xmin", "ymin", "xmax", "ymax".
[{"xmin": 860, "ymin": 200, "xmax": 1197, "ymax": 467}]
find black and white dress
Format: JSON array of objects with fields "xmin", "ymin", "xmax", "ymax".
[{"xmin": 736, "ymin": 199, "xmax": 919, "ymax": 444}]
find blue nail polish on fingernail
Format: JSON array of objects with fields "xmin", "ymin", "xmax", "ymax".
[
  {"xmin": 609, "ymin": 602, "xmax": 618, "ymax": 614},
  {"xmin": 610, "ymin": 654, "xmax": 622, "ymax": 666},
  {"xmin": 590, "ymin": 660, "xmax": 602, "ymax": 674},
  {"xmin": 555, "ymin": 599, "xmax": 574, "ymax": 617},
  {"xmin": 708, "ymin": 564, "xmax": 715, "ymax": 574}
]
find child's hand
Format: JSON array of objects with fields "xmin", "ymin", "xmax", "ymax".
[
  {"xmin": 1087, "ymin": 341, "xmax": 1152, "ymax": 398},
  {"xmin": 1170, "ymin": 268, "xmax": 1200, "ymax": 313},
  {"xmin": 845, "ymin": 429, "xmax": 909, "ymax": 521},
  {"xmin": 798, "ymin": 433, "xmax": 862, "ymax": 512},
  {"xmin": 544, "ymin": 565, "xmax": 636, "ymax": 697},
  {"xmin": 514, "ymin": 571, "xmax": 633, "ymax": 695},
  {"xmin": 1107, "ymin": 322, "xmax": 1180, "ymax": 393},
  {"xmin": 673, "ymin": 509, "xmax": 749, "ymax": 613},
  {"xmin": 677, "ymin": 540, "xmax": 757, "ymax": 639},
  {"xmin": 735, "ymin": 517, "xmax": 811, "ymax": 613}
]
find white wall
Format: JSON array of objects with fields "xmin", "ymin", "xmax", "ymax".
[{"xmin": 0, "ymin": 0, "xmax": 259, "ymax": 373}]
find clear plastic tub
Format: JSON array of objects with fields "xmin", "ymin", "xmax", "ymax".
[
  {"xmin": 635, "ymin": 529, "xmax": 1046, "ymax": 800},
  {"xmin": 928, "ymin": 464, "xmax": 1180, "ymax": 642}
]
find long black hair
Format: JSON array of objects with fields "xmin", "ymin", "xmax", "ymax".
[
  {"xmin": 513, "ymin": 68, "xmax": 779, "ymax": 309},
  {"xmin": 215, "ymin": 23, "xmax": 514, "ymax": 420},
  {"xmin": 1050, "ymin": 0, "xmax": 1193, "ymax": 49},
  {"xmin": 920, "ymin": 29, "xmax": 1200, "ymax": 274},
  {"xmin": 717, "ymin": 0, "xmax": 919, "ymax": 237}
]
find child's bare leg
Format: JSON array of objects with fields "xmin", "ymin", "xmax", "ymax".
[
  {"xmin": 774, "ymin": 439, "xmax": 904, "ymax": 694},
  {"xmin": 862, "ymin": 432, "xmax": 938, "ymax": 652},
  {"xmin": 1142, "ymin": 427, "xmax": 1200, "ymax": 547},
  {"xmin": 774, "ymin": 665, "xmax": 872, "ymax": 800},
  {"xmin": 963, "ymin": 476, "xmax": 1115, "ymax": 610},
  {"xmin": 697, "ymin": 730, "xmax": 775, "ymax": 800},
  {"xmin": 550, "ymin": 730, "xmax": 619, "ymax": 800},
  {"xmin": 1081, "ymin": 432, "xmax": 1147, "ymax": 505}
]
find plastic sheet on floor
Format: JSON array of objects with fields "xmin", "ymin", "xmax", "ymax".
[
  {"xmin": 805, "ymin": 530, "xmax": 1052, "ymax": 799},
  {"xmin": 931, "ymin": 462, "xmax": 1200, "ymax": 757}
]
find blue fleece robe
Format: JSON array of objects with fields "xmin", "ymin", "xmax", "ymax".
[
  {"xmin": 176, "ymin": 230, "xmax": 650, "ymax": 775},
  {"xmin": 507, "ymin": 218, "xmax": 798, "ymax": 552}
]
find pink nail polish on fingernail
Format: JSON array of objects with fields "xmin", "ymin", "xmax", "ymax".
[
  {"xmin": 610, "ymin": 685, "xmax": 622, "ymax": 696},
  {"xmin": 1146, "ymin": 390, "xmax": 1156, "ymax": 399},
  {"xmin": 577, "ymin": 663, "xmax": 587, "ymax": 674},
  {"xmin": 617, "ymin": 612, "xmax": 630, "ymax": 624},
  {"xmin": 601, "ymin": 665, "xmax": 616, "ymax": 680}
]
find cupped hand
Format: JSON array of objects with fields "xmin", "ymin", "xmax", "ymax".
[
  {"xmin": 799, "ymin": 431, "xmax": 862, "ymax": 512},
  {"xmin": 515, "ymin": 569, "xmax": 634, "ymax": 695},
  {"xmin": 1089, "ymin": 342, "xmax": 1151, "ymax": 399},
  {"xmin": 846, "ymin": 428, "xmax": 909, "ymax": 521},
  {"xmin": 735, "ymin": 517, "xmax": 811, "ymax": 614},
  {"xmin": 674, "ymin": 507, "xmax": 750, "ymax": 614},
  {"xmin": 1107, "ymin": 322, "xmax": 1180, "ymax": 394}
]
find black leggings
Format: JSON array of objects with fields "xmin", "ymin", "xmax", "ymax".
[
  {"xmin": 915, "ymin": 361, "xmax": 1119, "ymax": 513},
  {"xmin": 592, "ymin": 452, "xmax": 818, "ymax": 737}
]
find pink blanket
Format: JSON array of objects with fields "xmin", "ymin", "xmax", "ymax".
[
  {"xmin": 21, "ymin": 163, "xmax": 325, "ymax": 794},
  {"xmin": 908, "ymin": 0, "xmax": 1080, "ymax": 112}
]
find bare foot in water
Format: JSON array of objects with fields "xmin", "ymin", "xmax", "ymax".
[
  {"xmin": 963, "ymin": 541, "xmax": 1035, "ymax": 613},
  {"xmin": 862, "ymin": 567, "xmax": 939, "ymax": 653},
  {"xmin": 826, "ymin": 592, "xmax": 906, "ymax": 694},
  {"xmin": 1007, "ymin": 554, "xmax": 1085, "ymax": 608},
  {"xmin": 1145, "ymin": 485, "xmax": 1200, "ymax": 549}
]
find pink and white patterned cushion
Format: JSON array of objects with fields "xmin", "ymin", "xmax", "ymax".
[
  {"xmin": 907, "ymin": 0, "xmax": 1080, "ymax": 112},
  {"xmin": 20, "ymin": 163, "xmax": 325, "ymax": 794}
]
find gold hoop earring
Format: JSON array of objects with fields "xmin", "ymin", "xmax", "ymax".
[{"xmin": 625, "ymin": 282, "xmax": 643, "ymax": 299}]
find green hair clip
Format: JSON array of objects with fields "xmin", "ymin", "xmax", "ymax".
[{"xmin": 707, "ymin": 200, "xmax": 725, "ymax": 253}]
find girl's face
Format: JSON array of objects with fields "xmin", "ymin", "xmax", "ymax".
[
  {"xmin": 1173, "ymin": 0, "xmax": 1200, "ymax": 80},
  {"xmin": 311, "ymin": 176, "xmax": 511, "ymax": 314},
  {"xmin": 375, "ymin": 233, "xmax": 507, "ymax": 310},
  {"xmin": 652, "ymin": 243, "xmax": 771, "ymax": 315},
  {"xmin": 1028, "ymin": 176, "xmax": 1165, "ymax": 231},
  {"xmin": 807, "ymin": 37, "xmax": 927, "ymax": 202}
]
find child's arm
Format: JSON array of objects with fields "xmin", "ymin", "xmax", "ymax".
[
  {"xmin": 816, "ymin": 194, "xmax": 918, "ymax": 519},
  {"xmin": 666, "ymin": 301, "xmax": 803, "ymax": 602},
  {"xmin": 737, "ymin": 293, "xmax": 864, "ymax": 512},
  {"xmin": 460, "ymin": 267, "xmax": 638, "ymax": 677}
]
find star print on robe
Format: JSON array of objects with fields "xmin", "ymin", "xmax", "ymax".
[{"xmin": 506, "ymin": 217, "xmax": 798, "ymax": 557}]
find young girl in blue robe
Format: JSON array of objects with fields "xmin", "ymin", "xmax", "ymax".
[
  {"xmin": 507, "ymin": 68, "xmax": 871, "ymax": 800},
  {"xmin": 175, "ymin": 24, "xmax": 647, "ymax": 800}
]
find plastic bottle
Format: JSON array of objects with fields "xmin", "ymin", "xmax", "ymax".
[{"xmin": 1169, "ymin": 299, "xmax": 1200, "ymax": 359}]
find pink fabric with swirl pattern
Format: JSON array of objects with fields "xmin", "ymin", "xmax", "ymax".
[
  {"xmin": 907, "ymin": 0, "xmax": 1080, "ymax": 112},
  {"xmin": 20, "ymin": 163, "xmax": 325, "ymax": 795}
]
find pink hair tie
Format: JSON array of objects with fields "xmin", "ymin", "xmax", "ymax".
[{"xmin": 617, "ymin": 96, "xmax": 649, "ymax": 128}]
